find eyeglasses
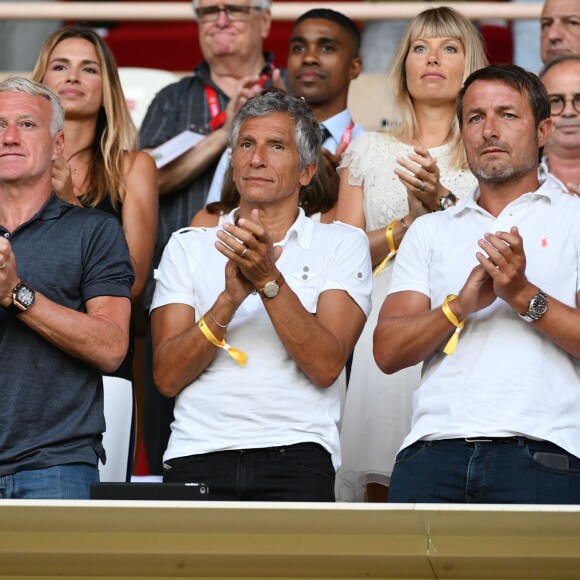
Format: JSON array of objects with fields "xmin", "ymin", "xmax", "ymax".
[
  {"xmin": 195, "ymin": 4, "xmax": 261, "ymax": 23},
  {"xmin": 549, "ymin": 93, "xmax": 580, "ymax": 115}
]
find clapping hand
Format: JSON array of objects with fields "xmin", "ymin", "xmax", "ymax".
[{"xmin": 394, "ymin": 146, "xmax": 445, "ymax": 212}]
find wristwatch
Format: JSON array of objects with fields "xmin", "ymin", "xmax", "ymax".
[
  {"xmin": 259, "ymin": 276, "xmax": 284, "ymax": 299},
  {"xmin": 518, "ymin": 289, "xmax": 548, "ymax": 323},
  {"xmin": 438, "ymin": 191, "xmax": 457, "ymax": 211},
  {"xmin": 10, "ymin": 281, "xmax": 36, "ymax": 313}
]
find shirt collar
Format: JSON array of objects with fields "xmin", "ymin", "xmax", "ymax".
[
  {"xmin": 37, "ymin": 192, "xmax": 72, "ymax": 221},
  {"xmin": 320, "ymin": 109, "xmax": 353, "ymax": 145},
  {"xmin": 224, "ymin": 206, "xmax": 312, "ymax": 250},
  {"xmin": 450, "ymin": 176, "xmax": 565, "ymax": 218}
]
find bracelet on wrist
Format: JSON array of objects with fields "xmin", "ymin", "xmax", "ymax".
[
  {"xmin": 210, "ymin": 310, "xmax": 230, "ymax": 329},
  {"xmin": 441, "ymin": 294, "xmax": 465, "ymax": 355},
  {"xmin": 373, "ymin": 220, "xmax": 398, "ymax": 277},
  {"xmin": 198, "ymin": 316, "xmax": 247, "ymax": 366}
]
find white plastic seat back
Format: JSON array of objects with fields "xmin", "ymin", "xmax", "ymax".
[
  {"xmin": 118, "ymin": 67, "xmax": 179, "ymax": 129},
  {"xmin": 99, "ymin": 376, "xmax": 134, "ymax": 482}
]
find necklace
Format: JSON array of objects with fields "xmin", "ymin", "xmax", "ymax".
[{"xmin": 66, "ymin": 145, "xmax": 91, "ymax": 177}]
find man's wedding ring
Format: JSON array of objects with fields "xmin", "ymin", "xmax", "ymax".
[
  {"xmin": 418, "ymin": 179, "xmax": 425, "ymax": 191},
  {"xmin": 241, "ymin": 248, "xmax": 248, "ymax": 258}
]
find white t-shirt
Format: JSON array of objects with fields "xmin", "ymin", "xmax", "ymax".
[
  {"xmin": 387, "ymin": 176, "xmax": 580, "ymax": 458},
  {"xmin": 152, "ymin": 208, "xmax": 372, "ymax": 468}
]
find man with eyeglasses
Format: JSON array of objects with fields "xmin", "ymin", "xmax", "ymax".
[
  {"xmin": 540, "ymin": 0, "xmax": 580, "ymax": 63},
  {"xmin": 539, "ymin": 54, "xmax": 580, "ymax": 195},
  {"xmin": 204, "ymin": 8, "xmax": 365, "ymax": 206},
  {"xmin": 139, "ymin": 0, "xmax": 283, "ymax": 475}
]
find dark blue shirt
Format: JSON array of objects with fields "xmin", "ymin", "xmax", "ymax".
[{"xmin": 0, "ymin": 193, "xmax": 134, "ymax": 476}]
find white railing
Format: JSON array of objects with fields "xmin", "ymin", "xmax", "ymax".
[{"xmin": 0, "ymin": 2, "xmax": 543, "ymax": 22}]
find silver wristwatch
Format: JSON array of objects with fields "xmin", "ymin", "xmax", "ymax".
[
  {"xmin": 518, "ymin": 289, "xmax": 548, "ymax": 323},
  {"xmin": 438, "ymin": 191, "xmax": 457, "ymax": 211}
]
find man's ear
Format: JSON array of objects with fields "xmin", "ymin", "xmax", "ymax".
[
  {"xmin": 52, "ymin": 130, "xmax": 65, "ymax": 161},
  {"xmin": 299, "ymin": 162, "xmax": 317, "ymax": 187},
  {"xmin": 537, "ymin": 117, "xmax": 552, "ymax": 149},
  {"xmin": 261, "ymin": 9, "xmax": 272, "ymax": 39},
  {"xmin": 349, "ymin": 56, "xmax": 362, "ymax": 81}
]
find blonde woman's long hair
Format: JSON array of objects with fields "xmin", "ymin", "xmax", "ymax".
[
  {"xmin": 386, "ymin": 6, "xmax": 488, "ymax": 169},
  {"xmin": 32, "ymin": 26, "xmax": 138, "ymax": 209}
]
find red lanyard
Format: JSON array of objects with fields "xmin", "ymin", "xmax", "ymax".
[
  {"xmin": 340, "ymin": 120, "xmax": 355, "ymax": 147},
  {"xmin": 205, "ymin": 64, "xmax": 274, "ymax": 132}
]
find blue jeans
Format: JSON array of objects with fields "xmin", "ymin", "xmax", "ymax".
[
  {"xmin": 163, "ymin": 443, "xmax": 335, "ymax": 501},
  {"xmin": 0, "ymin": 463, "xmax": 99, "ymax": 499},
  {"xmin": 389, "ymin": 438, "xmax": 580, "ymax": 504}
]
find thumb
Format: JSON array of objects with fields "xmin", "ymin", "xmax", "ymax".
[{"xmin": 273, "ymin": 245, "xmax": 283, "ymax": 262}]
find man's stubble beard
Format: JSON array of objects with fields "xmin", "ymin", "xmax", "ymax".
[{"xmin": 471, "ymin": 145, "xmax": 539, "ymax": 186}]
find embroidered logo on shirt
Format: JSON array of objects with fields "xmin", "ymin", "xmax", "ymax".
[{"xmin": 541, "ymin": 238, "xmax": 549, "ymax": 248}]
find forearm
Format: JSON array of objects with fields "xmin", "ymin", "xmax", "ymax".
[
  {"xmin": 156, "ymin": 128, "xmax": 229, "ymax": 195},
  {"xmin": 510, "ymin": 286, "xmax": 580, "ymax": 359},
  {"xmin": 152, "ymin": 293, "xmax": 237, "ymax": 397},
  {"xmin": 367, "ymin": 216, "xmax": 413, "ymax": 267},
  {"xmin": 374, "ymin": 298, "xmax": 455, "ymax": 374},
  {"xmin": 264, "ymin": 285, "xmax": 361, "ymax": 389},
  {"xmin": 19, "ymin": 293, "xmax": 130, "ymax": 373}
]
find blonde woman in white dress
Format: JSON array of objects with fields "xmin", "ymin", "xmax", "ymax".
[{"xmin": 335, "ymin": 7, "xmax": 488, "ymax": 502}]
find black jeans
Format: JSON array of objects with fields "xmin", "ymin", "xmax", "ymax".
[{"xmin": 163, "ymin": 442, "xmax": 335, "ymax": 501}]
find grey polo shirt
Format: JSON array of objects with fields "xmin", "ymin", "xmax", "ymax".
[{"xmin": 0, "ymin": 193, "xmax": 134, "ymax": 476}]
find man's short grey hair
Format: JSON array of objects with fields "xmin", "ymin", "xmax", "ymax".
[
  {"xmin": 0, "ymin": 77, "xmax": 64, "ymax": 135},
  {"xmin": 230, "ymin": 89, "xmax": 321, "ymax": 170},
  {"xmin": 192, "ymin": 0, "xmax": 271, "ymax": 19}
]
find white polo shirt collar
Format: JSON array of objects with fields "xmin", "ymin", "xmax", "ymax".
[
  {"xmin": 224, "ymin": 207, "xmax": 313, "ymax": 250},
  {"xmin": 450, "ymin": 176, "xmax": 565, "ymax": 219}
]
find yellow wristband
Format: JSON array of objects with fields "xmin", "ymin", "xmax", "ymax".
[
  {"xmin": 441, "ymin": 294, "xmax": 465, "ymax": 355},
  {"xmin": 374, "ymin": 220, "xmax": 398, "ymax": 277},
  {"xmin": 198, "ymin": 316, "xmax": 247, "ymax": 366}
]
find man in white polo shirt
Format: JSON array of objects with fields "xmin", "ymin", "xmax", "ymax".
[
  {"xmin": 374, "ymin": 64, "xmax": 580, "ymax": 504},
  {"xmin": 151, "ymin": 90, "xmax": 372, "ymax": 501}
]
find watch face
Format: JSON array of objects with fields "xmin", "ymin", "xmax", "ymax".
[
  {"xmin": 14, "ymin": 284, "xmax": 35, "ymax": 310},
  {"xmin": 530, "ymin": 294, "xmax": 548, "ymax": 318},
  {"xmin": 262, "ymin": 281, "xmax": 279, "ymax": 298}
]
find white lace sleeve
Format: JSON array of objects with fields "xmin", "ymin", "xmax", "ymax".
[{"xmin": 337, "ymin": 132, "xmax": 375, "ymax": 187}]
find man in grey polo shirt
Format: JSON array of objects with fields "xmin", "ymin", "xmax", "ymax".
[{"xmin": 0, "ymin": 78, "xmax": 134, "ymax": 499}]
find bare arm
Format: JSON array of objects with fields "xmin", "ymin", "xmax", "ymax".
[
  {"xmin": 152, "ymin": 288, "xmax": 242, "ymax": 397},
  {"xmin": 336, "ymin": 168, "xmax": 426, "ymax": 267},
  {"xmin": 216, "ymin": 210, "xmax": 367, "ymax": 388},
  {"xmin": 0, "ymin": 226, "xmax": 132, "ymax": 374},
  {"xmin": 374, "ymin": 263, "xmax": 496, "ymax": 374},
  {"xmin": 150, "ymin": 127, "xmax": 230, "ymax": 196},
  {"xmin": 190, "ymin": 207, "xmax": 220, "ymax": 227},
  {"xmin": 120, "ymin": 151, "xmax": 158, "ymax": 299},
  {"xmin": 16, "ymin": 293, "xmax": 130, "ymax": 373},
  {"xmin": 152, "ymin": 224, "xmax": 258, "ymax": 396}
]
